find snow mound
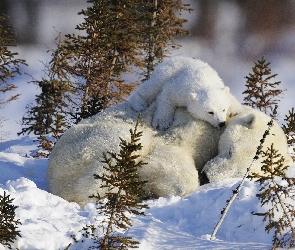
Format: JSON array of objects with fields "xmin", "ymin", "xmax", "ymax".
[
  {"xmin": 0, "ymin": 178, "xmax": 88, "ymax": 250},
  {"xmin": 0, "ymin": 134, "xmax": 282, "ymax": 249},
  {"xmin": 0, "ymin": 136, "xmax": 48, "ymax": 190},
  {"xmin": 1, "ymin": 176, "xmax": 272, "ymax": 249}
]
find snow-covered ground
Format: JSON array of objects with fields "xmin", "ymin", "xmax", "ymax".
[
  {"xmin": 0, "ymin": 135, "xmax": 279, "ymax": 249},
  {"xmin": 2, "ymin": 51, "xmax": 293, "ymax": 248},
  {"xmin": 1, "ymin": 1, "xmax": 295, "ymax": 249},
  {"xmin": 1, "ymin": 39, "xmax": 294, "ymax": 250}
]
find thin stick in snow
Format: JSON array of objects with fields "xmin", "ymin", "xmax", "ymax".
[{"xmin": 210, "ymin": 119, "xmax": 274, "ymax": 240}]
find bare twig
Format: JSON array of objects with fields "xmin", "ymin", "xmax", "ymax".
[{"xmin": 210, "ymin": 119, "xmax": 274, "ymax": 240}]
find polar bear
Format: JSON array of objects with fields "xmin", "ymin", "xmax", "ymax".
[
  {"xmin": 203, "ymin": 107, "xmax": 293, "ymax": 183},
  {"xmin": 47, "ymin": 102, "xmax": 223, "ymax": 207},
  {"xmin": 129, "ymin": 56, "xmax": 243, "ymax": 130}
]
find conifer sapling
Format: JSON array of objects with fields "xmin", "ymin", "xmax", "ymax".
[
  {"xmin": 60, "ymin": 0, "xmax": 142, "ymax": 122},
  {"xmin": 243, "ymin": 56, "xmax": 283, "ymax": 119},
  {"xmin": 18, "ymin": 33, "xmax": 73, "ymax": 157},
  {"xmin": 249, "ymin": 144, "xmax": 295, "ymax": 249},
  {"xmin": 0, "ymin": 191, "xmax": 21, "ymax": 249},
  {"xmin": 77, "ymin": 116, "xmax": 148, "ymax": 249},
  {"xmin": 0, "ymin": 14, "xmax": 27, "ymax": 139}
]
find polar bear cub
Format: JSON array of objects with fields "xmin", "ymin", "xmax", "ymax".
[
  {"xmin": 203, "ymin": 107, "xmax": 294, "ymax": 183},
  {"xmin": 129, "ymin": 56, "xmax": 242, "ymax": 130}
]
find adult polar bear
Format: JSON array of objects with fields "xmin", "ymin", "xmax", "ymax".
[
  {"xmin": 47, "ymin": 56, "xmax": 292, "ymax": 207},
  {"xmin": 129, "ymin": 56, "xmax": 242, "ymax": 130},
  {"xmin": 47, "ymin": 56, "xmax": 240, "ymax": 206},
  {"xmin": 47, "ymin": 103, "xmax": 223, "ymax": 207}
]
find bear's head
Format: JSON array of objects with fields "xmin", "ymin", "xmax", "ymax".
[
  {"xmin": 202, "ymin": 112, "xmax": 265, "ymax": 183},
  {"xmin": 203, "ymin": 108, "xmax": 293, "ymax": 183},
  {"xmin": 187, "ymin": 87, "xmax": 231, "ymax": 128}
]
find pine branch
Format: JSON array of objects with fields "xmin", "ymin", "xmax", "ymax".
[
  {"xmin": 282, "ymin": 107, "xmax": 295, "ymax": 160},
  {"xmin": 18, "ymin": 32, "xmax": 73, "ymax": 157},
  {"xmin": 0, "ymin": 14, "xmax": 27, "ymax": 106},
  {"xmin": 0, "ymin": 14, "xmax": 27, "ymax": 138}
]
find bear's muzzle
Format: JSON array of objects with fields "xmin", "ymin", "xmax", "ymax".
[{"xmin": 219, "ymin": 122, "xmax": 226, "ymax": 128}]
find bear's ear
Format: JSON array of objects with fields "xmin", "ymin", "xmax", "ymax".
[
  {"xmin": 189, "ymin": 93, "xmax": 197, "ymax": 102},
  {"xmin": 242, "ymin": 113, "xmax": 258, "ymax": 129},
  {"xmin": 223, "ymin": 86, "xmax": 230, "ymax": 94}
]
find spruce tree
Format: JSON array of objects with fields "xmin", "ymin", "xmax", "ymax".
[
  {"xmin": 0, "ymin": 14, "xmax": 27, "ymax": 138},
  {"xmin": 19, "ymin": 0, "xmax": 191, "ymax": 144},
  {"xmin": 0, "ymin": 191, "xmax": 22, "ymax": 249},
  {"xmin": 18, "ymin": 34, "xmax": 74, "ymax": 157},
  {"xmin": 243, "ymin": 56, "xmax": 283, "ymax": 118},
  {"xmin": 84, "ymin": 116, "xmax": 148, "ymax": 249},
  {"xmin": 282, "ymin": 108, "xmax": 295, "ymax": 160},
  {"xmin": 249, "ymin": 144, "xmax": 295, "ymax": 249},
  {"xmin": 0, "ymin": 14, "xmax": 26, "ymax": 107},
  {"xmin": 60, "ymin": 0, "xmax": 191, "ymax": 122},
  {"xmin": 60, "ymin": 0, "xmax": 144, "ymax": 123}
]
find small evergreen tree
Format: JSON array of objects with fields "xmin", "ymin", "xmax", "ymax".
[
  {"xmin": 60, "ymin": 0, "xmax": 191, "ymax": 122},
  {"xmin": 249, "ymin": 144, "xmax": 295, "ymax": 249},
  {"xmin": 18, "ymin": 34, "xmax": 74, "ymax": 157},
  {"xmin": 0, "ymin": 14, "xmax": 26, "ymax": 107},
  {"xmin": 282, "ymin": 107, "xmax": 295, "ymax": 160},
  {"xmin": 76, "ymin": 116, "xmax": 148, "ymax": 249},
  {"xmin": 243, "ymin": 56, "xmax": 283, "ymax": 118},
  {"xmin": 0, "ymin": 14, "xmax": 27, "ymax": 138},
  {"xmin": 0, "ymin": 191, "xmax": 21, "ymax": 249},
  {"xmin": 60, "ymin": 0, "xmax": 143, "ymax": 123}
]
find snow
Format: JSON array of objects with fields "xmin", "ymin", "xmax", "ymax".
[
  {"xmin": 1, "ymin": 1, "xmax": 295, "ymax": 249},
  {"xmin": 0, "ymin": 136, "xmax": 278, "ymax": 249}
]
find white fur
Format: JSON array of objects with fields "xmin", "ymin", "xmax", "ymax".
[
  {"xmin": 203, "ymin": 107, "xmax": 294, "ymax": 182},
  {"xmin": 47, "ymin": 57, "xmax": 292, "ymax": 208},
  {"xmin": 129, "ymin": 56, "xmax": 243, "ymax": 130},
  {"xmin": 47, "ymin": 102, "xmax": 223, "ymax": 207}
]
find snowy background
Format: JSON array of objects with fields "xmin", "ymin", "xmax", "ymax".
[{"xmin": 1, "ymin": 1, "xmax": 295, "ymax": 249}]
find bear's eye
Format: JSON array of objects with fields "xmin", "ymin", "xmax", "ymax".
[
  {"xmin": 223, "ymin": 109, "xmax": 225, "ymax": 112},
  {"xmin": 208, "ymin": 112, "xmax": 214, "ymax": 115}
]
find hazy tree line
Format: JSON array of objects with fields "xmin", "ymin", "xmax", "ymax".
[{"xmin": 2, "ymin": 0, "xmax": 295, "ymax": 57}]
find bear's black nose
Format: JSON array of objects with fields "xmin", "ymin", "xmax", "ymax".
[{"xmin": 219, "ymin": 122, "xmax": 225, "ymax": 128}]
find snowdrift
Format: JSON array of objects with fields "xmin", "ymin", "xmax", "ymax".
[{"xmin": 0, "ymin": 136, "xmax": 277, "ymax": 249}]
